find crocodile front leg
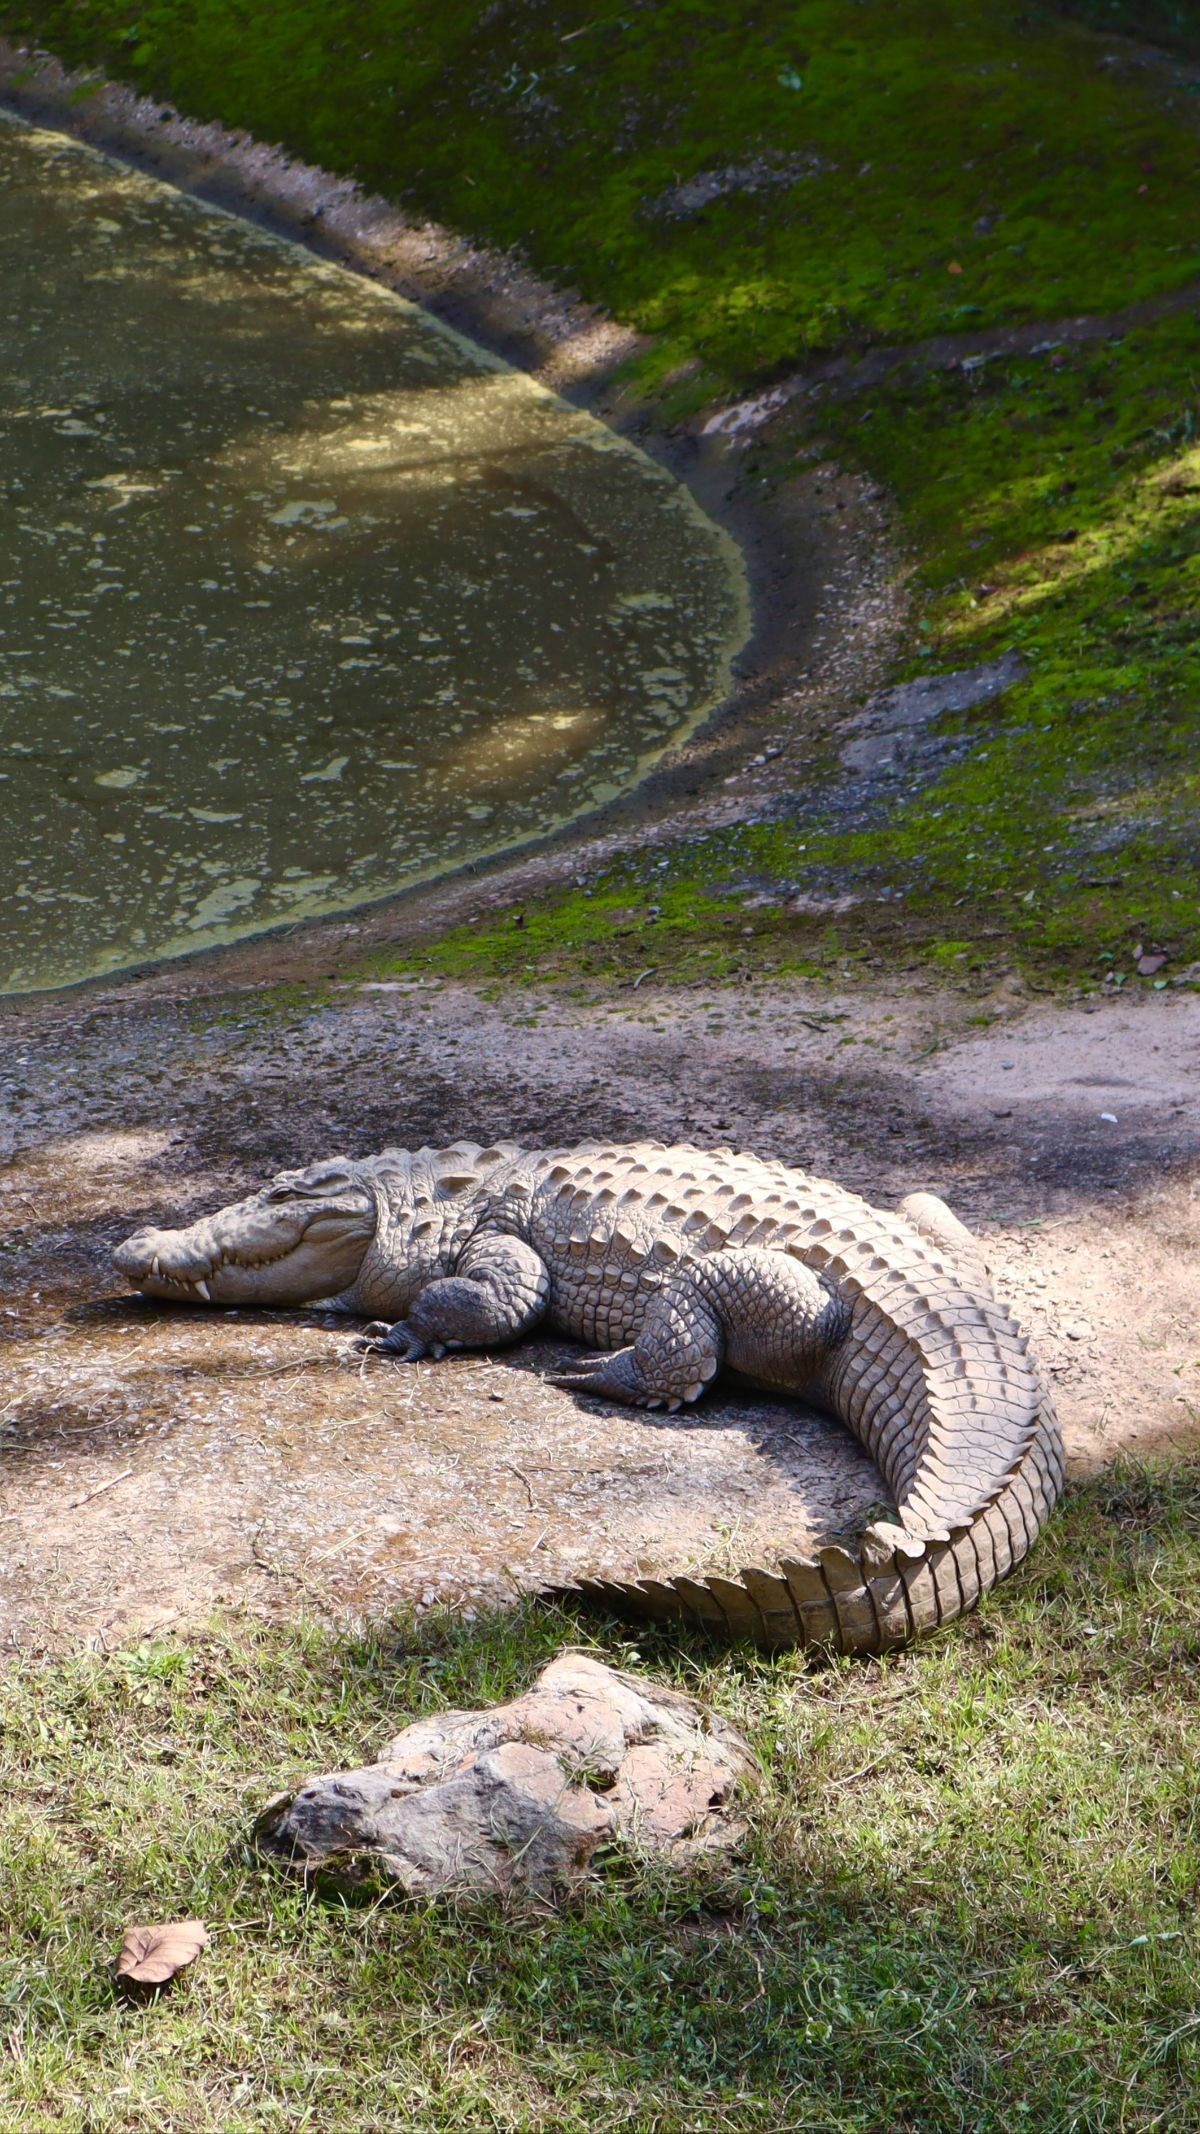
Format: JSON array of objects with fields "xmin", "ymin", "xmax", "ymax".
[
  {"xmin": 357, "ymin": 1234, "xmax": 549, "ymax": 1362},
  {"xmin": 557, "ymin": 1248, "xmax": 850, "ymax": 1412}
]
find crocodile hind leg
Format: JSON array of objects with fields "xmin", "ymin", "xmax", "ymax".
[
  {"xmin": 556, "ymin": 1248, "xmax": 850, "ymax": 1412},
  {"xmin": 356, "ymin": 1235, "xmax": 550, "ymax": 1362}
]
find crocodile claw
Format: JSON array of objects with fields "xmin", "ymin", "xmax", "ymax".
[
  {"xmin": 552, "ymin": 1348, "xmax": 660, "ymax": 1408},
  {"xmin": 353, "ymin": 1320, "xmax": 431, "ymax": 1363}
]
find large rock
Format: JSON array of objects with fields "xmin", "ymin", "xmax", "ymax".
[{"xmin": 255, "ymin": 1654, "xmax": 756, "ymax": 1901}]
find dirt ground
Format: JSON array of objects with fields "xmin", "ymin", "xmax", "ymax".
[{"xmin": 2, "ymin": 969, "xmax": 1196, "ymax": 1652}]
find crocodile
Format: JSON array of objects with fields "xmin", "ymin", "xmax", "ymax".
[{"xmin": 113, "ymin": 1140, "xmax": 1063, "ymax": 1652}]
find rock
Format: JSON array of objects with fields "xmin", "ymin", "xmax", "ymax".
[
  {"xmin": 254, "ymin": 1654, "xmax": 756, "ymax": 1902},
  {"xmin": 645, "ymin": 152, "xmax": 828, "ymax": 222},
  {"xmin": 841, "ymin": 653, "xmax": 1029, "ymax": 773}
]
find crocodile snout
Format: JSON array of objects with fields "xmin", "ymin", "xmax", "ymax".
[
  {"xmin": 114, "ymin": 1225, "xmax": 217, "ymax": 1299},
  {"xmin": 113, "ymin": 1179, "xmax": 376, "ymax": 1307}
]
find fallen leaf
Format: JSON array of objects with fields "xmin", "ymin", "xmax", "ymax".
[
  {"xmin": 947, "ymin": 260, "xmax": 963, "ymax": 275},
  {"xmin": 1137, "ymin": 953, "xmax": 1167, "ymax": 976},
  {"xmin": 115, "ymin": 1919, "xmax": 209, "ymax": 1988}
]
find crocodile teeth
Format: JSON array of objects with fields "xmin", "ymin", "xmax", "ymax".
[
  {"xmin": 151, "ymin": 1256, "xmax": 162, "ymax": 1279},
  {"xmin": 195, "ymin": 1279, "xmax": 211, "ymax": 1301}
]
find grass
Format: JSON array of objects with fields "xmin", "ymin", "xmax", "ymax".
[
  {"xmin": 375, "ymin": 303, "xmax": 1200, "ymax": 995},
  {"xmin": 4, "ymin": 0, "xmax": 1200, "ymax": 984},
  {"xmin": 3, "ymin": 1458, "xmax": 1200, "ymax": 2129}
]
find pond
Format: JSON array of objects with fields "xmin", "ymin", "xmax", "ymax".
[{"xmin": 0, "ymin": 113, "xmax": 749, "ymax": 995}]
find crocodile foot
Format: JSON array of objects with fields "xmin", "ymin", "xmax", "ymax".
[
  {"xmin": 553, "ymin": 1347, "xmax": 696, "ymax": 1412},
  {"xmin": 352, "ymin": 1320, "xmax": 446, "ymax": 1363}
]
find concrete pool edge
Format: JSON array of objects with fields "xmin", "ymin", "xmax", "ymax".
[{"xmin": 0, "ymin": 37, "xmax": 905, "ymax": 1016}]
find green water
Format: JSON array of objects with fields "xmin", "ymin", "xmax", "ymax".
[{"xmin": 0, "ymin": 115, "xmax": 748, "ymax": 993}]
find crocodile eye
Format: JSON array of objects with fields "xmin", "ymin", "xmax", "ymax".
[
  {"xmin": 267, "ymin": 1160, "xmax": 354, "ymax": 1201},
  {"xmin": 306, "ymin": 1162, "xmax": 354, "ymax": 1195}
]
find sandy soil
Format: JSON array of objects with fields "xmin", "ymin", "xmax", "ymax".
[{"xmin": 2, "ymin": 971, "xmax": 1196, "ymax": 1653}]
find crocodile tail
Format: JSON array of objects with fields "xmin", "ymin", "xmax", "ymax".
[
  {"xmin": 553, "ymin": 1186, "xmax": 1065, "ymax": 1654},
  {"xmin": 561, "ymin": 1384, "xmax": 1063, "ymax": 1652}
]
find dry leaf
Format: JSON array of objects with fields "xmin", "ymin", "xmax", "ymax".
[
  {"xmin": 947, "ymin": 259, "xmax": 963, "ymax": 274},
  {"xmin": 115, "ymin": 1919, "xmax": 209, "ymax": 1987}
]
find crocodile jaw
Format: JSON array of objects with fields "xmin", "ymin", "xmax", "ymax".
[{"xmin": 113, "ymin": 1158, "xmax": 377, "ymax": 1307}]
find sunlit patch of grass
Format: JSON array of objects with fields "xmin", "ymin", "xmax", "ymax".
[{"xmin": 806, "ymin": 316, "xmax": 1200, "ymax": 975}]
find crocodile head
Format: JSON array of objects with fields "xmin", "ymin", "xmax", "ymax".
[{"xmin": 113, "ymin": 1157, "xmax": 378, "ymax": 1308}]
